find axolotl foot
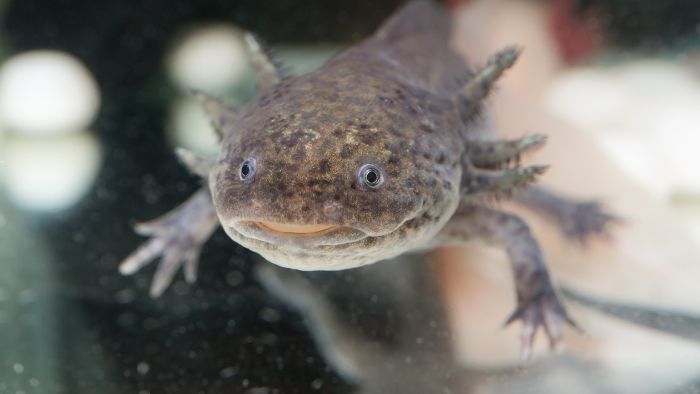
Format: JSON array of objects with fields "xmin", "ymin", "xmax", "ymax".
[
  {"xmin": 119, "ymin": 188, "xmax": 219, "ymax": 297},
  {"xmin": 437, "ymin": 205, "xmax": 580, "ymax": 359},
  {"xmin": 505, "ymin": 290, "xmax": 578, "ymax": 361},
  {"xmin": 516, "ymin": 187, "xmax": 620, "ymax": 246},
  {"xmin": 558, "ymin": 200, "xmax": 620, "ymax": 245}
]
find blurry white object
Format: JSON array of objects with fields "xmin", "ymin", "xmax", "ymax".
[
  {"xmin": 167, "ymin": 96, "xmax": 220, "ymax": 156},
  {"xmin": 168, "ymin": 25, "xmax": 249, "ymax": 92},
  {"xmin": 545, "ymin": 60, "xmax": 700, "ymax": 199},
  {"xmin": 2, "ymin": 132, "xmax": 101, "ymax": 211},
  {"xmin": 0, "ymin": 50, "xmax": 101, "ymax": 135}
]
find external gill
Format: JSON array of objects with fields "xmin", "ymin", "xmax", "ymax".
[
  {"xmin": 465, "ymin": 134, "xmax": 547, "ymax": 168},
  {"xmin": 243, "ymin": 33, "xmax": 288, "ymax": 91},
  {"xmin": 462, "ymin": 161, "xmax": 548, "ymax": 199},
  {"xmin": 175, "ymin": 148, "xmax": 213, "ymax": 178},
  {"xmin": 457, "ymin": 46, "xmax": 521, "ymax": 122},
  {"xmin": 191, "ymin": 89, "xmax": 238, "ymax": 141},
  {"xmin": 190, "ymin": 32, "xmax": 286, "ymax": 141}
]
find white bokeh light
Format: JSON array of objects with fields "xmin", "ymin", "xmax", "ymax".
[
  {"xmin": 2, "ymin": 132, "xmax": 102, "ymax": 211},
  {"xmin": 168, "ymin": 96, "xmax": 220, "ymax": 156},
  {"xmin": 0, "ymin": 50, "xmax": 101, "ymax": 135},
  {"xmin": 546, "ymin": 60, "xmax": 700, "ymax": 199},
  {"xmin": 168, "ymin": 25, "xmax": 249, "ymax": 92}
]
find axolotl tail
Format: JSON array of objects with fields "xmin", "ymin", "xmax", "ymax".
[{"xmin": 367, "ymin": 0, "xmax": 472, "ymax": 95}]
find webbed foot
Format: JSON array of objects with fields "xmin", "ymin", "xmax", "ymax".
[
  {"xmin": 557, "ymin": 200, "xmax": 619, "ymax": 245},
  {"xmin": 505, "ymin": 290, "xmax": 578, "ymax": 361},
  {"xmin": 516, "ymin": 186, "xmax": 620, "ymax": 245},
  {"xmin": 119, "ymin": 188, "xmax": 219, "ymax": 297}
]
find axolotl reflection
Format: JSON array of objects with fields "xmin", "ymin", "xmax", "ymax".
[{"xmin": 119, "ymin": 1, "xmax": 615, "ymax": 358}]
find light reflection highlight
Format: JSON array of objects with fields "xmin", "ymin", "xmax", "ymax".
[
  {"xmin": 3, "ymin": 132, "xmax": 102, "ymax": 211},
  {"xmin": 0, "ymin": 50, "xmax": 100, "ymax": 135}
]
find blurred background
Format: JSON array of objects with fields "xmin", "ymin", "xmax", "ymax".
[{"xmin": 0, "ymin": 0, "xmax": 699, "ymax": 393}]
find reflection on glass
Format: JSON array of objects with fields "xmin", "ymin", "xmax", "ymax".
[
  {"xmin": 3, "ymin": 132, "xmax": 101, "ymax": 211},
  {"xmin": 0, "ymin": 50, "xmax": 100, "ymax": 136}
]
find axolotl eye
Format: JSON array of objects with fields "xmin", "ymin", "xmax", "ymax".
[
  {"xmin": 358, "ymin": 164, "xmax": 385, "ymax": 189},
  {"xmin": 239, "ymin": 158, "xmax": 256, "ymax": 181}
]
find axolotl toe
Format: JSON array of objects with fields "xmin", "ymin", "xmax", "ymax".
[{"xmin": 119, "ymin": 1, "xmax": 615, "ymax": 358}]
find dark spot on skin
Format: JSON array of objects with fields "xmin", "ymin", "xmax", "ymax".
[
  {"xmin": 388, "ymin": 127, "xmax": 402, "ymax": 137},
  {"xmin": 333, "ymin": 194, "xmax": 341, "ymax": 201},
  {"xmin": 364, "ymin": 237, "xmax": 378, "ymax": 247},
  {"xmin": 423, "ymin": 152, "xmax": 432, "ymax": 160},
  {"xmin": 268, "ymin": 129, "xmax": 282, "ymax": 140},
  {"xmin": 437, "ymin": 153, "xmax": 446, "ymax": 164},
  {"xmin": 358, "ymin": 132, "xmax": 375, "ymax": 145},
  {"xmin": 292, "ymin": 148, "xmax": 305, "ymax": 161},
  {"xmin": 359, "ymin": 123, "xmax": 370, "ymax": 129},
  {"xmin": 340, "ymin": 144, "xmax": 353, "ymax": 159},
  {"xmin": 419, "ymin": 124, "xmax": 433, "ymax": 134},
  {"xmin": 318, "ymin": 159, "xmax": 331, "ymax": 173},
  {"xmin": 333, "ymin": 128, "xmax": 344, "ymax": 137},
  {"xmin": 320, "ymin": 138, "xmax": 335, "ymax": 154},
  {"xmin": 388, "ymin": 155, "xmax": 400, "ymax": 165},
  {"xmin": 307, "ymin": 179, "xmax": 332, "ymax": 188},
  {"xmin": 443, "ymin": 180, "xmax": 452, "ymax": 190},
  {"xmin": 282, "ymin": 137, "xmax": 297, "ymax": 148}
]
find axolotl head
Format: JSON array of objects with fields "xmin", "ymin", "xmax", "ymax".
[{"xmin": 209, "ymin": 73, "xmax": 463, "ymax": 270}]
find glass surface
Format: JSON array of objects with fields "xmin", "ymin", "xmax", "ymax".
[{"xmin": 1, "ymin": 0, "xmax": 700, "ymax": 393}]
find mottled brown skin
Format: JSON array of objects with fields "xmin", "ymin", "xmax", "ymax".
[
  {"xmin": 119, "ymin": 1, "xmax": 615, "ymax": 359},
  {"xmin": 210, "ymin": 26, "xmax": 466, "ymax": 269}
]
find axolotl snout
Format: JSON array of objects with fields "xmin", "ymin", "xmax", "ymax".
[{"xmin": 119, "ymin": 1, "xmax": 616, "ymax": 358}]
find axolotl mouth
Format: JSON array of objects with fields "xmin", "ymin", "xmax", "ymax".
[
  {"xmin": 228, "ymin": 220, "xmax": 369, "ymax": 248},
  {"xmin": 222, "ymin": 220, "xmax": 415, "ymax": 270}
]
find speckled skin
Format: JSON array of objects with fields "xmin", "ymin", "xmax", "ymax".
[
  {"xmin": 120, "ymin": 0, "xmax": 616, "ymax": 357},
  {"xmin": 210, "ymin": 6, "xmax": 467, "ymax": 269}
]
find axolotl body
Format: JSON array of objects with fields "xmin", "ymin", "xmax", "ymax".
[{"xmin": 119, "ymin": 1, "xmax": 614, "ymax": 357}]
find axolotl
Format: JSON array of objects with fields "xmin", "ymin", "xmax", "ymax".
[{"xmin": 119, "ymin": 1, "xmax": 614, "ymax": 358}]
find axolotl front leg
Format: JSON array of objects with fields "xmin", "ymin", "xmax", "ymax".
[
  {"xmin": 119, "ymin": 187, "xmax": 219, "ymax": 297},
  {"xmin": 436, "ymin": 203, "xmax": 576, "ymax": 360},
  {"xmin": 118, "ymin": 34, "xmax": 283, "ymax": 297}
]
